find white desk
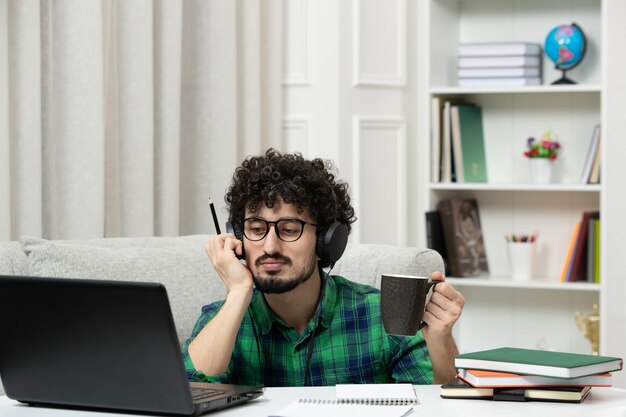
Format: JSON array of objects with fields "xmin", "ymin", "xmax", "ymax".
[{"xmin": 2, "ymin": 386, "xmax": 626, "ymax": 417}]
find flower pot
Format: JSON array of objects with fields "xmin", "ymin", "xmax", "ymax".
[{"xmin": 529, "ymin": 158, "xmax": 553, "ymax": 184}]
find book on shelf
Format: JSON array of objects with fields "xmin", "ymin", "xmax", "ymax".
[
  {"xmin": 458, "ymin": 67, "xmax": 541, "ymax": 78},
  {"xmin": 270, "ymin": 384, "xmax": 416, "ymax": 417},
  {"xmin": 440, "ymin": 377, "xmax": 592, "ymax": 403},
  {"xmin": 440, "ymin": 100, "xmax": 458, "ymax": 182},
  {"xmin": 450, "ymin": 104, "xmax": 488, "ymax": 183},
  {"xmin": 457, "ymin": 368, "xmax": 612, "ymax": 388},
  {"xmin": 430, "ymin": 96, "xmax": 443, "ymax": 182},
  {"xmin": 580, "ymin": 124, "xmax": 601, "ymax": 183},
  {"xmin": 593, "ymin": 219, "xmax": 601, "ymax": 283},
  {"xmin": 568, "ymin": 211, "xmax": 600, "ymax": 282},
  {"xmin": 450, "ymin": 105, "xmax": 465, "ymax": 182},
  {"xmin": 458, "ymin": 55, "xmax": 541, "ymax": 69},
  {"xmin": 454, "ymin": 347, "xmax": 623, "ymax": 379},
  {"xmin": 587, "ymin": 218, "xmax": 597, "ymax": 283},
  {"xmin": 458, "ymin": 77, "xmax": 541, "ymax": 87},
  {"xmin": 588, "ymin": 130, "xmax": 602, "ymax": 184},
  {"xmin": 437, "ymin": 198, "xmax": 489, "ymax": 277},
  {"xmin": 458, "ymin": 42, "xmax": 542, "ymax": 57},
  {"xmin": 425, "ymin": 210, "xmax": 450, "ymax": 275},
  {"xmin": 441, "ymin": 101, "xmax": 451, "ymax": 182},
  {"xmin": 560, "ymin": 222, "xmax": 580, "ymax": 282}
]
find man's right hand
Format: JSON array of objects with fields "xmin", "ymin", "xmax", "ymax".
[
  {"xmin": 190, "ymin": 234, "xmax": 255, "ymax": 376},
  {"xmin": 205, "ymin": 233, "xmax": 254, "ymax": 294}
]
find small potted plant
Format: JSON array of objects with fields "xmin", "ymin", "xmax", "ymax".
[{"xmin": 524, "ymin": 130, "xmax": 561, "ymax": 183}]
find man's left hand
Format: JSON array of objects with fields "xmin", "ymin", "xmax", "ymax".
[{"xmin": 422, "ymin": 271, "xmax": 464, "ymax": 339}]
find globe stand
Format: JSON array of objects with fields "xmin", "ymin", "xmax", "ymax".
[{"xmin": 551, "ymin": 69, "xmax": 576, "ymax": 85}]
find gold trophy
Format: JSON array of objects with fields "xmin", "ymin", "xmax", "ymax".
[{"xmin": 575, "ymin": 303, "xmax": 600, "ymax": 355}]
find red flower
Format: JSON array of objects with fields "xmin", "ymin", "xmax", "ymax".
[{"xmin": 549, "ymin": 153, "xmax": 557, "ymax": 160}]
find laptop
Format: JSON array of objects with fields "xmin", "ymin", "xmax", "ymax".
[{"xmin": 0, "ymin": 275, "xmax": 263, "ymax": 416}]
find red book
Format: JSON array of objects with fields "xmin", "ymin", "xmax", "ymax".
[
  {"xmin": 569, "ymin": 211, "xmax": 600, "ymax": 281},
  {"xmin": 457, "ymin": 368, "xmax": 612, "ymax": 388}
]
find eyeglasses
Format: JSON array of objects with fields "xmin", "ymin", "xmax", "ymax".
[{"xmin": 243, "ymin": 217, "xmax": 317, "ymax": 242}]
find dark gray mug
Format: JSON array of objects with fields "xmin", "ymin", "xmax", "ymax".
[{"xmin": 380, "ymin": 274, "xmax": 439, "ymax": 336}]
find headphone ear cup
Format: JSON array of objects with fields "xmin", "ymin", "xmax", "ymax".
[
  {"xmin": 226, "ymin": 221, "xmax": 245, "ymax": 260},
  {"xmin": 316, "ymin": 220, "xmax": 349, "ymax": 268}
]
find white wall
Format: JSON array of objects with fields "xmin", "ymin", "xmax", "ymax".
[{"xmin": 282, "ymin": 0, "xmax": 417, "ymax": 247}]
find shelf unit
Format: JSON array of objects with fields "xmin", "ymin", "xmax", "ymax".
[
  {"xmin": 446, "ymin": 277, "xmax": 600, "ymax": 292},
  {"xmin": 416, "ymin": 0, "xmax": 605, "ymax": 359}
]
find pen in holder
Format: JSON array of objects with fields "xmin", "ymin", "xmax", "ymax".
[{"xmin": 506, "ymin": 233, "xmax": 537, "ymax": 281}]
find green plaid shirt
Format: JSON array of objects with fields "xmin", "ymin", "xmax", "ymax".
[{"xmin": 182, "ymin": 272, "xmax": 433, "ymax": 387}]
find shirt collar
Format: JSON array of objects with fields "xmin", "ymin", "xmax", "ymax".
[{"xmin": 250, "ymin": 270, "xmax": 337, "ymax": 335}]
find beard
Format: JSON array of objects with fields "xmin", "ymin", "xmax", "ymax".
[{"xmin": 253, "ymin": 252, "xmax": 317, "ymax": 294}]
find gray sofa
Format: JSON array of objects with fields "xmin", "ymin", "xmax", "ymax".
[{"xmin": 0, "ymin": 235, "xmax": 443, "ymax": 396}]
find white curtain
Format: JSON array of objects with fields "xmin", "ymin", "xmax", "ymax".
[{"xmin": 0, "ymin": 0, "xmax": 283, "ymax": 241}]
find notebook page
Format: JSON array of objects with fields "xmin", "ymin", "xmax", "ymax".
[
  {"xmin": 336, "ymin": 383, "xmax": 417, "ymax": 404},
  {"xmin": 269, "ymin": 400, "xmax": 414, "ymax": 417}
]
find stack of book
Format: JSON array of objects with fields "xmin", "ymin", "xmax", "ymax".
[
  {"xmin": 457, "ymin": 42, "xmax": 543, "ymax": 87},
  {"xmin": 442, "ymin": 347, "xmax": 623, "ymax": 403}
]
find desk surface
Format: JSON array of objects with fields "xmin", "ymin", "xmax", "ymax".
[{"xmin": 2, "ymin": 385, "xmax": 626, "ymax": 417}]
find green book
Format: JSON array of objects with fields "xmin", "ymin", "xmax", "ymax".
[
  {"xmin": 587, "ymin": 218, "xmax": 598, "ymax": 282},
  {"xmin": 455, "ymin": 347, "xmax": 623, "ymax": 378},
  {"xmin": 456, "ymin": 104, "xmax": 488, "ymax": 183},
  {"xmin": 594, "ymin": 220, "xmax": 601, "ymax": 283}
]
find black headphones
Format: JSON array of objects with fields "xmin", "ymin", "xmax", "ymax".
[{"xmin": 226, "ymin": 219, "xmax": 348, "ymax": 269}]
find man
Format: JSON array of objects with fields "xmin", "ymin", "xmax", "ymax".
[{"xmin": 183, "ymin": 149, "xmax": 464, "ymax": 386}]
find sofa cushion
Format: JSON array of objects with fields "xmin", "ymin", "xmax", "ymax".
[{"xmin": 19, "ymin": 236, "xmax": 225, "ymax": 344}]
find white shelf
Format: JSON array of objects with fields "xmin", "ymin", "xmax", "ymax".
[
  {"xmin": 419, "ymin": 0, "xmax": 606, "ymax": 358},
  {"xmin": 429, "ymin": 183, "xmax": 601, "ymax": 192},
  {"xmin": 430, "ymin": 85, "xmax": 602, "ymax": 95},
  {"xmin": 446, "ymin": 277, "xmax": 601, "ymax": 292}
]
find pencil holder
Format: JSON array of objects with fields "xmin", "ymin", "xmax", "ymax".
[{"xmin": 507, "ymin": 242, "xmax": 535, "ymax": 281}]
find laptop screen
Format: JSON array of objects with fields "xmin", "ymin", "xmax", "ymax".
[{"xmin": 0, "ymin": 276, "xmax": 195, "ymax": 415}]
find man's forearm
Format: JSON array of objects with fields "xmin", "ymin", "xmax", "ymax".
[
  {"xmin": 188, "ymin": 289, "xmax": 252, "ymax": 375},
  {"xmin": 426, "ymin": 334, "xmax": 459, "ymax": 384}
]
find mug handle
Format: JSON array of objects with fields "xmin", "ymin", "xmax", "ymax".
[{"xmin": 417, "ymin": 281, "xmax": 439, "ymax": 330}]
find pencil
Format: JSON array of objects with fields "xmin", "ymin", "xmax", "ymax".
[{"xmin": 208, "ymin": 197, "xmax": 221, "ymax": 234}]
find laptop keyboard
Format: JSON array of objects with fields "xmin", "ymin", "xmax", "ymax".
[{"xmin": 190, "ymin": 386, "xmax": 228, "ymax": 402}]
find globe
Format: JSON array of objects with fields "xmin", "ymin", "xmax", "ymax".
[{"xmin": 544, "ymin": 23, "xmax": 587, "ymax": 84}]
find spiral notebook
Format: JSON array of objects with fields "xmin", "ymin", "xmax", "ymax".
[{"xmin": 269, "ymin": 384, "xmax": 417, "ymax": 417}]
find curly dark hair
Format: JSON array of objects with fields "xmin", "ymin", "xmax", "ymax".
[{"xmin": 226, "ymin": 148, "xmax": 356, "ymax": 233}]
